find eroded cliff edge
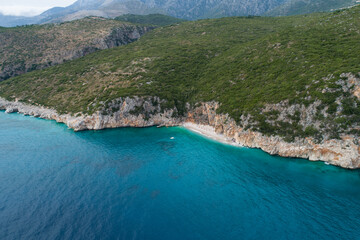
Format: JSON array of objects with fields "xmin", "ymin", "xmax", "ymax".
[
  {"xmin": 0, "ymin": 23, "xmax": 154, "ymax": 81},
  {"xmin": 1, "ymin": 97, "xmax": 359, "ymax": 169}
]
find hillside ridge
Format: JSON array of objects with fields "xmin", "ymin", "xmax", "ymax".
[
  {"xmin": 0, "ymin": 0, "xmax": 357, "ymax": 27},
  {"xmin": 1, "ymin": 7, "xmax": 359, "ymax": 168},
  {"xmin": 0, "ymin": 17, "xmax": 154, "ymax": 81}
]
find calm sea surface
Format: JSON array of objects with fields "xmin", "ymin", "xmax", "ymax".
[{"xmin": 1, "ymin": 111, "xmax": 360, "ymax": 240}]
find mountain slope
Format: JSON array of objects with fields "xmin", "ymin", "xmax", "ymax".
[
  {"xmin": 0, "ymin": 17, "xmax": 154, "ymax": 81},
  {"xmin": 2, "ymin": 7, "xmax": 360, "ymax": 132},
  {"xmin": 138, "ymin": 0, "xmax": 288, "ymax": 19},
  {"xmin": 41, "ymin": 0, "xmax": 289, "ymax": 21},
  {"xmin": 267, "ymin": 0, "xmax": 358, "ymax": 16},
  {"xmin": 2, "ymin": 0, "xmax": 357, "ymax": 27},
  {"xmin": 0, "ymin": 15, "xmax": 303, "ymax": 112},
  {"xmin": 114, "ymin": 14, "xmax": 186, "ymax": 26},
  {"xmin": 0, "ymin": 0, "xmax": 288, "ymax": 27},
  {"xmin": 1, "ymin": 7, "xmax": 360, "ymax": 167},
  {"xmin": 40, "ymin": 0, "xmax": 165, "ymax": 24}
]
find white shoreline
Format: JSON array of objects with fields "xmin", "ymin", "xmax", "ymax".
[{"xmin": 182, "ymin": 122, "xmax": 241, "ymax": 147}]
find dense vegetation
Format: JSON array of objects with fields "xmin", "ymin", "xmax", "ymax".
[
  {"xmin": 1, "ymin": 6, "xmax": 360, "ymax": 141},
  {"xmin": 115, "ymin": 14, "xmax": 186, "ymax": 26},
  {"xmin": 0, "ymin": 17, "xmax": 152, "ymax": 80}
]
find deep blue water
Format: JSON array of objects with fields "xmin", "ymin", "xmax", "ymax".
[{"xmin": 1, "ymin": 111, "xmax": 360, "ymax": 240}]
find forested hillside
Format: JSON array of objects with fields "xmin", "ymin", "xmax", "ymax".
[{"xmin": 1, "ymin": 6, "xmax": 359, "ymax": 142}]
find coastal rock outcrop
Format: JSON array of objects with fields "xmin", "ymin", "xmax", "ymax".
[
  {"xmin": 186, "ymin": 102, "xmax": 360, "ymax": 169},
  {"xmin": 0, "ymin": 97, "xmax": 181, "ymax": 131},
  {"xmin": 5, "ymin": 107, "xmax": 18, "ymax": 113}
]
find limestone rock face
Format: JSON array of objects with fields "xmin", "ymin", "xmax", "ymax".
[
  {"xmin": 5, "ymin": 107, "xmax": 18, "ymax": 113},
  {"xmin": 186, "ymin": 102, "xmax": 360, "ymax": 169},
  {"xmin": 340, "ymin": 73, "xmax": 360, "ymax": 100},
  {"xmin": 0, "ymin": 97, "xmax": 181, "ymax": 131},
  {"xmin": 1, "ymin": 97, "xmax": 359, "ymax": 169}
]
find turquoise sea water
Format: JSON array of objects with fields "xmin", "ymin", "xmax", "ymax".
[{"xmin": 1, "ymin": 111, "xmax": 360, "ymax": 240}]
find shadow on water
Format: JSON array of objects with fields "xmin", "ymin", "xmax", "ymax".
[{"xmin": 156, "ymin": 140, "xmax": 176, "ymax": 155}]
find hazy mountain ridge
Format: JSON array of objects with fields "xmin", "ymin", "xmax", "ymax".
[
  {"xmin": 0, "ymin": 13, "xmax": 41, "ymax": 27},
  {"xmin": 1, "ymin": 0, "xmax": 356, "ymax": 27},
  {"xmin": 267, "ymin": 0, "xmax": 358, "ymax": 16}
]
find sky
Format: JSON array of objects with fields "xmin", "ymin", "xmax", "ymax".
[{"xmin": 0, "ymin": 0, "xmax": 77, "ymax": 16}]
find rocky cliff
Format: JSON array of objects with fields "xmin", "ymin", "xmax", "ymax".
[
  {"xmin": 0, "ymin": 18, "xmax": 154, "ymax": 81},
  {"xmin": 1, "ymin": 97, "xmax": 359, "ymax": 169},
  {"xmin": 0, "ymin": 97, "xmax": 180, "ymax": 130},
  {"xmin": 187, "ymin": 102, "xmax": 360, "ymax": 169}
]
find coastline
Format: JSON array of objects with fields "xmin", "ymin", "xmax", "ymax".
[{"xmin": 1, "ymin": 97, "xmax": 359, "ymax": 169}]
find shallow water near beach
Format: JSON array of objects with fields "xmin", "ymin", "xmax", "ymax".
[{"xmin": 1, "ymin": 111, "xmax": 360, "ymax": 240}]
